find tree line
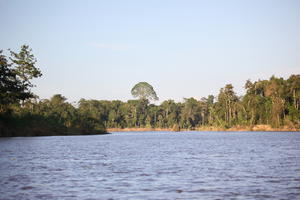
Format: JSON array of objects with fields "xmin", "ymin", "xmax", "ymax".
[
  {"xmin": 1, "ymin": 45, "xmax": 300, "ymax": 136},
  {"xmin": 75, "ymin": 75, "xmax": 300, "ymax": 130}
]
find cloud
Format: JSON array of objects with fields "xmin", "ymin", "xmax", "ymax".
[{"xmin": 91, "ymin": 43, "xmax": 132, "ymax": 51}]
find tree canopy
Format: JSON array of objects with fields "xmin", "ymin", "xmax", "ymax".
[
  {"xmin": 131, "ymin": 82, "xmax": 159, "ymax": 101},
  {"xmin": 0, "ymin": 46, "xmax": 42, "ymax": 112}
]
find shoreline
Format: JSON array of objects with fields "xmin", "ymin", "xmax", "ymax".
[{"xmin": 107, "ymin": 125, "xmax": 300, "ymax": 133}]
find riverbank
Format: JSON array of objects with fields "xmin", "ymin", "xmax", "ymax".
[
  {"xmin": 0, "ymin": 126, "xmax": 108, "ymax": 137},
  {"xmin": 107, "ymin": 125, "xmax": 300, "ymax": 132},
  {"xmin": 0, "ymin": 119, "xmax": 108, "ymax": 137}
]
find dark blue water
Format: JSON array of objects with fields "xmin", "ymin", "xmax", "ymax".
[{"xmin": 0, "ymin": 131, "xmax": 300, "ymax": 200}]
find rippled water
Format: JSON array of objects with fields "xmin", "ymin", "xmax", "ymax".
[{"xmin": 0, "ymin": 131, "xmax": 300, "ymax": 200}]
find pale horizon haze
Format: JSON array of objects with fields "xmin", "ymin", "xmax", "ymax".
[{"xmin": 1, "ymin": 0, "xmax": 300, "ymax": 103}]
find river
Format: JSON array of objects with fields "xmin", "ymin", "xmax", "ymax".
[{"xmin": 0, "ymin": 131, "xmax": 300, "ymax": 200}]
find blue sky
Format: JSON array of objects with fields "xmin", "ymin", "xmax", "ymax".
[{"xmin": 1, "ymin": 0, "xmax": 300, "ymax": 103}]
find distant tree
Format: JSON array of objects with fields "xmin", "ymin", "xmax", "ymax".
[
  {"xmin": 108, "ymin": 100, "xmax": 125, "ymax": 128},
  {"xmin": 217, "ymin": 84, "xmax": 239, "ymax": 127},
  {"xmin": 206, "ymin": 95, "xmax": 215, "ymax": 125},
  {"xmin": 50, "ymin": 94, "xmax": 67, "ymax": 105},
  {"xmin": 287, "ymin": 75, "xmax": 300, "ymax": 111},
  {"xmin": 131, "ymin": 82, "xmax": 159, "ymax": 101},
  {"xmin": 160, "ymin": 100, "xmax": 180, "ymax": 127},
  {"xmin": 181, "ymin": 98, "xmax": 201, "ymax": 128},
  {"xmin": 265, "ymin": 76, "xmax": 286, "ymax": 127}
]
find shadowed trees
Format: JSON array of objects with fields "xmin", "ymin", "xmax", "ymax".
[
  {"xmin": 180, "ymin": 98, "xmax": 201, "ymax": 129},
  {"xmin": 0, "ymin": 45, "xmax": 107, "ymax": 136},
  {"xmin": 0, "ymin": 46, "xmax": 42, "ymax": 113},
  {"xmin": 0, "ymin": 51, "xmax": 24, "ymax": 111}
]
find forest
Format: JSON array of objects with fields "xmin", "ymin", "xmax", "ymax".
[{"xmin": 1, "ymin": 46, "xmax": 300, "ymax": 136}]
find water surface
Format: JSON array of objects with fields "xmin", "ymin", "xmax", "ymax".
[{"xmin": 0, "ymin": 131, "xmax": 300, "ymax": 199}]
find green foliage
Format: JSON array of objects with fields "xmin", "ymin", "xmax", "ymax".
[
  {"xmin": 180, "ymin": 98, "xmax": 201, "ymax": 128},
  {"xmin": 0, "ymin": 45, "xmax": 42, "ymax": 113},
  {"xmin": 1, "ymin": 45, "xmax": 300, "ymax": 135},
  {"xmin": 0, "ymin": 52, "xmax": 31, "ymax": 112},
  {"xmin": 9, "ymin": 45, "xmax": 42, "ymax": 88},
  {"xmin": 131, "ymin": 82, "xmax": 159, "ymax": 101},
  {"xmin": 0, "ymin": 45, "xmax": 107, "ymax": 136},
  {"xmin": 0, "ymin": 51, "xmax": 24, "ymax": 109}
]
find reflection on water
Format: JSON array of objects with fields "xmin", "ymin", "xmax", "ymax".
[{"xmin": 0, "ymin": 131, "xmax": 300, "ymax": 200}]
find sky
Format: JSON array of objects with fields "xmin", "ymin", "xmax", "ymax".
[{"xmin": 1, "ymin": 0, "xmax": 300, "ymax": 103}]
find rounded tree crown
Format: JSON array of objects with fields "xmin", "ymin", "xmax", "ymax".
[{"xmin": 131, "ymin": 82, "xmax": 159, "ymax": 101}]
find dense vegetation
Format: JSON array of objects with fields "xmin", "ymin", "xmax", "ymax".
[
  {"xmin": 76, "ymin": 75, "xmax": 300, "ymax": 130},
  {"xmin": 1, "ymin": 45, "xmax": 300, "ymax": 136},
  {"xmin": 0, "ymin": 46, "xmax": 106, "ymax": 136}
]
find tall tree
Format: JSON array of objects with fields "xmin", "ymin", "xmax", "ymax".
[
  {"xmin": 217, "ymin": 84, "xmax": 239, "ymax": 127},
  {"xmin": 1, "ymin": 45, "xmax": 42, "ymax": 112},
  {"xmin": 10, "ymin": 45, "xmax": 42, "ymax": 89},
  {"xmin": 0, "ymin": 51, "xmax": 24, "ymax": 111},
  {"xmin": 265, "ymin": 76, "xmax": 286, "ymax": 127},
  {"xmin": 287, "ymin": 75, "xmax": 300, "ymax": 111},
  {"xmin": 181, "ymin": 98, "xmax": 201, "ymax": 129},
  {"xmin": 131, "ymin": 82, "xmax": 159, "ymax": 101}
]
